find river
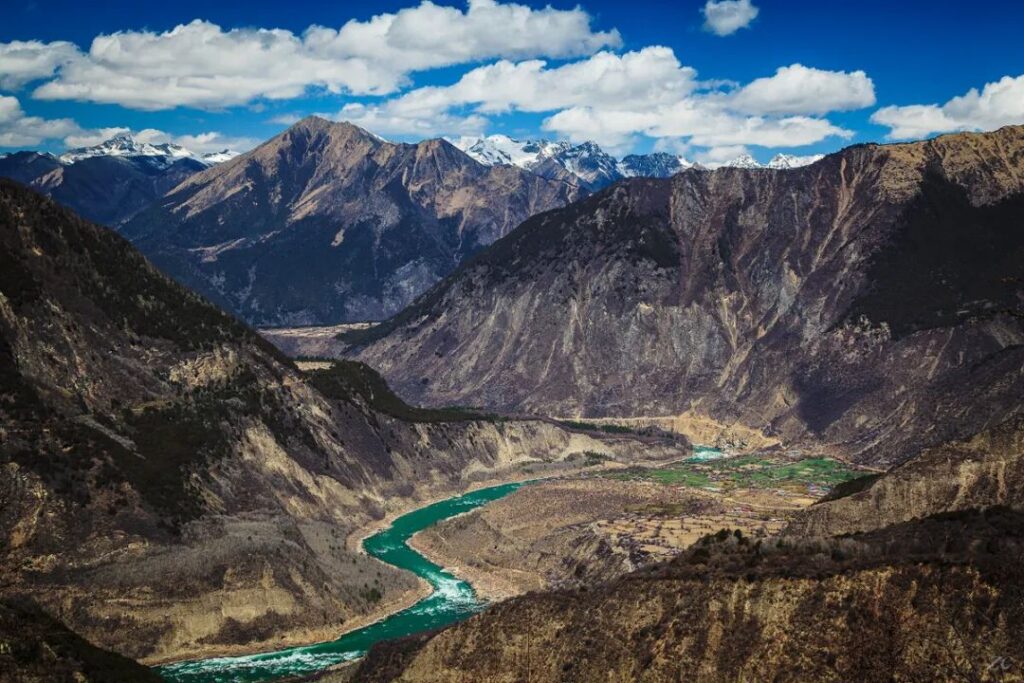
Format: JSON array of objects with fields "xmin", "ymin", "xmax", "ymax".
[{"xmin": 157, "ymin": 481, "xmax": 525, "ymax": 682}]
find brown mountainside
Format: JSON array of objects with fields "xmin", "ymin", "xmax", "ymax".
[
  {"xmin": 0, "ymin": 180, "xmax": 676, "ymax": 665},
  {"xmin": 121, "ymin": 116, "xmax": 583, "ymax": 326},
  {"xmin": 355, "ymin": 507, "xmax": 1024, "ymax": 682},
  {"xmin": 0, "ymin": 151, "xmax": 205, "ymax": 227},
  {"xmin": 346, "ymin": 125, "xmax": 1024, "ymax": 468}
]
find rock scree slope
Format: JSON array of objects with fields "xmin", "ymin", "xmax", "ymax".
[
  {"xmin": 346, "ymin": 125, "xmax": 1024, "ymax": 468},
  {"xmin": 0, "ymin": 179, "xmax": 680, "ymax": 666},
  {"xmin": 120, "ymin": 116, "xmax": 584, "ymax": 326}
]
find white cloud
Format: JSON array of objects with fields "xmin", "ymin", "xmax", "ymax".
[
  {"xmin": 336, "ymin": 47, "xmax": 695, "ymax": 138},
  {"xmin": 871, "ymin": 74, "xmax": 1024, "ymax": 139},
  {"xmin": 61, "ymin": 126, "xmax": 130, "ymax": 148},
  {"xmin": 0, "ymin": 95, "xmax": 255, "ymax": 153},
  {"xmin": 13, "ymin": 1, "xmax": 618, "ymax": 111},
  {"xmin": 0, "ymin": 95, "xmax": 81, "ymax": 147},
  {"xmin": 337, "ymin": 49, "xmax": 864, "ymax": 152},
  {"xmin": 543, "ymin": 104, "xmax": 851, "ymax": 150},
  {"xmin": 268, "ymin": 113, "xmax": 302, "ymax": 126},
  {"xmin": 312, "ymin": 0, "xmax": 620, "ymax": 73},
  {"xmin": 695, "ymin": 145, "xmax": 749, "ymax": 166},
  {"xmin": 135, "ymin": 128, "xmax": 260, "ymax": 154},
  {"xmin": 0, "ymin": 40, "xmax": 79, "ymax": 89},
  {"xmin": 729, "ymin": 64, "xmax": 876, "ymax": 116},
  {"xmin": 702, "ymin": 0, "xmax": 759, "ymax": 36},
  {"xmin": 651, "ymin": 137, "xmax": 692, "ymax": 156},
  {"xmin": 336, "ymin": 102, "xmax": 488, "ymax": 137},
  {"xmin": 422, "ymin": 47, "xmax": 694, "ymax": 114}
]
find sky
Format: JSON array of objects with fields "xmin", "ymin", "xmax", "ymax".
[{"xmin": 2, "ymin": 0, "xmax": 1024, "ymax": 164}]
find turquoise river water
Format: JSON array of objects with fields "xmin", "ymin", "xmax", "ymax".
[{"xmin": 157, "ymin": 481, "xmax": 525, "ymax": 682}]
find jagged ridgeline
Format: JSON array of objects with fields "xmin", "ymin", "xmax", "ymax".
[
  {"xmin": 1, "ymin": 179, "xmax": 666, "ymax": 666},
  {"xmin": 119, "ymin": 116, "xmax": 585, "ymax": 326},
  {"xmin": 346, "ymin": 125, "xmax": 1024, "ymax": 467}
]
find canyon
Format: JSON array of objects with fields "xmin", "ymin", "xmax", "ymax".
[
  {"xmin": 0, "ymin": 180, "xmax": 686, "ymax": 670},
  {"xmin": 1, "ymin": 124, "xmax": 1022, "ymax": 683}
]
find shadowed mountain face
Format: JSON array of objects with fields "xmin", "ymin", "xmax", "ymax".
[
  {"xmin": 121, "ymin": 116, "xmax": 584, "ymax": 326},
  {"xmin": 0, "ymin": 598, "xmax": 163, "ymax": 683},
  {"xmin": 0, "ymin": 151, "xmax": 205, "ymax": 226},
  {"xmin": 0, "ymin": 181, "xmax": 662, "ymax": 665},
  {"xmin": 346, "ymin": 125, "xmax": 1024, "ymax": 467}
]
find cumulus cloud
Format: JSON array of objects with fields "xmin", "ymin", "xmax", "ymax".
[
  {"xmin": 0, "ymin": 95, "xmax": 255, "ymax": 152},
  {"xmin": 337, "ymin": 49, "xmax": 864, "ymax": 152},
  {"xmin": 61, "ymin": 126, "xmax": 131, "ymax": 148},
  {"xmin": 313, "ymin": 0, "xmax": 620, "ymax": 72},
  {"xmin": 135, "ymin": 128, "xmax": 259, "ymax": 154},
  {"xmin": 7, "ymin": 1, "xmax": 618, "ymax": 111},
  {"xmin": 543, "ymin": 104, "xmax": 851, "ymax": 150},
  {"xmin": 338, "ymin": 47, "xmax": 695, "ymax": 137},
  {"xmin": 0, "ymin": 95, "xmax": 80, "ymax": 147},
  {"xmin": 268, "ymin": 114, "xmax": 302, "ymax": 126},
  {"xmin": 695, "ymin": 145, "xmax": 749, "ymax": 166},
  {"xmin": 338, "ymin": 102, "xmax": 488, "ymax": 137},
  {"xmin": 871, "ymin": 74, "xmax": 1024, "ymax": 139},
  {"xmin": 0, "ymin": 40, "xmax": 79, "ymax": 89},
  {"xmin": 702, "ymin": 0, "xmax": 759, "ymax": 36},
  {"xmin": 729, "ymin": 64, "xmax": 876, "ymax": 116}
]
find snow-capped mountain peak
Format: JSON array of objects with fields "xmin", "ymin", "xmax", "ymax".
[
  {"xmin": 618, "ymin": 152, "xmax": 698, "ymax": 178},
  {"xmin": 200, "ymin": 149, "xmax": 240, "ymax": 164},
  {"xmin": 58, "ymin": 133, "xmax": 236, "ymax": 167},
  {"xmin": 456, "ymin": 134, "xmax": 566, "ymax": 168},
  {"xmin": 717, "ymin": 152, "xmax": 826, "ymax": 170},
  {"xmin": 721, "ymin": 154, "xmax": 763, "ymax": 169},
  {"xmin": 457, "ymin": 133, "xmax": 824, "ymax": 187},
  {"xmin": 766, "ymin": 153, "xmax": 825, "ymax": 169},
  {"xmin": 457, "ymin": 135, "xmax": 693, "ymax": 190}
]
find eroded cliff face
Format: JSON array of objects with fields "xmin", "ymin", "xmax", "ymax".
[
  {"xmin": 0, "ymin": 181, "xmax": 682, "ymax": 664},
  {"xmin": 348, "ymin": 126, "xmax": 1024, "ymax": 467},
  {"xmin": 121, "ymin": 117, "xmax": 583, "ymax": 326},
  {"xmin": 356, "ymin": 510, "xmax": 1024, "ymax": 683}
]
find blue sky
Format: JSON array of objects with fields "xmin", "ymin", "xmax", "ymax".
[{"xmin": 2, "ymin": 0, "xmax": 1023, "ymax": 163}]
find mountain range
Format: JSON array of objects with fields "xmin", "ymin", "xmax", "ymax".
[
  {"xmin": 455, "ymin": 133, "xmax": 823, "ymax": 189},
  {"xmin": 0, "ymin": 121, "xmax": 823, "ymax": 328},
  {"xmin": 342, "ymin": 125, "xmax": 1024, "ymax": 468},
  {"xmin": 119, "ymin": 117, "xmax": 584, "ymax": 325},
  {"xmin": 0, "ymin": 133, "xmax": 236, "ymax": 226}
]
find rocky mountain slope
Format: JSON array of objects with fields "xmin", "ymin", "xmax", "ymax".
[
  {"xmin": 789, "ymin": 413, "xmax": 1024, "ymax": 537},
  {"xmin": 456, "ymin": 135, "xmax": 824, "ymax": 189},
  {"xmin": 457, "ymin": 134, "xmax": 696, "ymax": 190},
  {"xmin": 0, "ymin": 149, "xmax": 204, "ymax": 227},
  {"xmin": 345, "ymin": 125, "xmax": 1024, "ymax": 468},
  {"xmin": 121, "ymin": 117, "xmax": 584, "ymax": 326},
  {"xmin": 0, "ymin": 180, "xmax": 682, "ymax": 666},
  {"xmin": 0, "ymin": 133, "xmax": 236, "ymax": 228},
  {"xmin": 355, "ymin": 506, "xmax": 1024, "ymax": 682},
  {"xmin": 58, "ymin": 132, "xmax": 236, "ymax": 166}
]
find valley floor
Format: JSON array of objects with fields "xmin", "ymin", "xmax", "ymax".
[{"xmin": 410, "ymin": 449, "xmax": 867, "ymax": 602}]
